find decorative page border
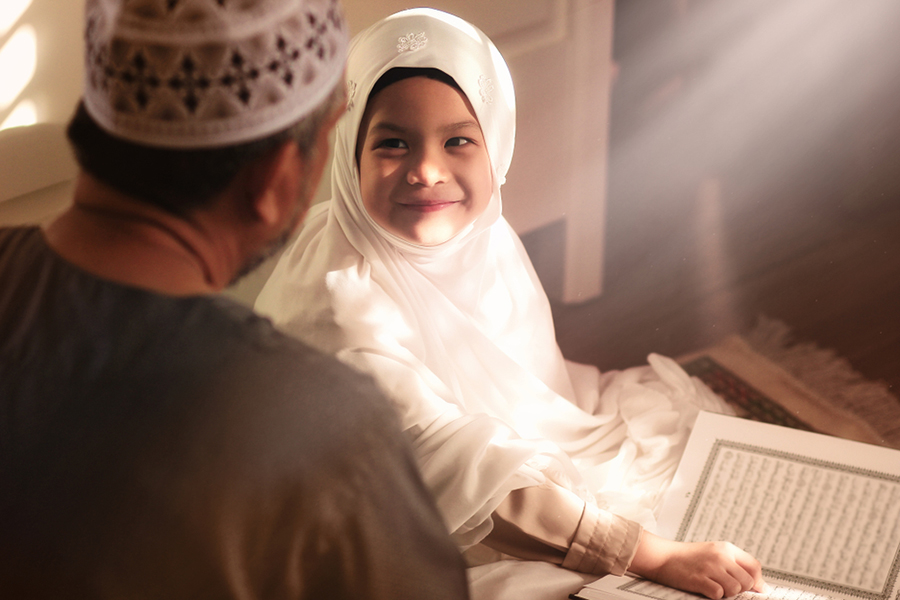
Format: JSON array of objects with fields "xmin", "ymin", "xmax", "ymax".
[{"xmin": 675, "ymin": 440, "xmax": 900, "ymax": 600}]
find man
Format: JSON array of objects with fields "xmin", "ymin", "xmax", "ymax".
[{"xmin": 0, "ymin": 0, "xmax": 469, "ymax": 598}]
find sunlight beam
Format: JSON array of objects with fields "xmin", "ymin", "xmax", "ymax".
[
  {"xmin": 611, "ymin": 0, "xmax": 900, "ymax": 206},
  {"xmin": 0, "ymin": 24, "xmax": 37, "ymax": 111},
  {"xmin": 0, "ymin": 0, "xmax": 32, "ymax": 37},
  {"xmin": 1, "ymin": 99, "xmax": 37, "ymax": 131}
]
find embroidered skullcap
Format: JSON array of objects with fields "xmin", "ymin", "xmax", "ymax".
[{"xmin": 82, "ymin": 0, "xmax": 348, "ymax": 148}]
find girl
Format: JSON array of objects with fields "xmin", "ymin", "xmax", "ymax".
[{"xmin": 256, "ymin": 8, "xmax": 765, "ymax": 600}]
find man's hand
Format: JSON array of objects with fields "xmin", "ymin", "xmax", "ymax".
[{"xmin": 629, "ymin": 531, "xmax": 768, "ymax": 599}]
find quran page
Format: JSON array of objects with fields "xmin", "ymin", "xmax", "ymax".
[
  {"xmin": 573, "ymin": 412, "xmax": 900, "ymax": 600},
  {"xmin": 573, "ymin": 574, "xmax": 839, "ymax": 600}
]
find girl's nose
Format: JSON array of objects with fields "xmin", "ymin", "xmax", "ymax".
[{"xmin": 406, "ymin": 147, "xmax": 448, "ymax": 186}]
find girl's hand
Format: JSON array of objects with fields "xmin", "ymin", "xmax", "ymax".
[{"xmin": 629, "ymin": 531, "xmax": 768, "ymax": 599}]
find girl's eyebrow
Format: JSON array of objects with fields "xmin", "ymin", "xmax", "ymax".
[
  {"xmin": 369, "ymin": 119, "xmax": 481, "ymax": 135},
  {"xmin": 444, "ymin": 120, "xmax": 482, "ymax": 133},
  {"xmin": 369, "ymin": 121, "xmax": 408, "ymax": 135}
]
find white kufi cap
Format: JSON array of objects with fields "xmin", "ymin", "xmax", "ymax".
[{"xmin": 83, "ymin": 0, "xmax": 348, "ymax": 148}]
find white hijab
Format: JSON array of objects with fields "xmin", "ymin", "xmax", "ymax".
[{"xmin": 256, "ymin": 8, "xmax": 723, "ymax": 548}]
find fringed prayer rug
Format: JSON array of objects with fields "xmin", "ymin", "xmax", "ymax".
[{"xmin": 679, "ymin": 316, "xmax": 900, "ymax": 450}]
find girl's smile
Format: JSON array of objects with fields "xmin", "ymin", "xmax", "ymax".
[{"xmin": 401, "ymin": 201, "xmax": 458, "ymax": 212}]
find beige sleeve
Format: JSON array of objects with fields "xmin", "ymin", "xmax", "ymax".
[{"xmin": 480, "ymin": 484, "xmax": 643, "ymax": 576}]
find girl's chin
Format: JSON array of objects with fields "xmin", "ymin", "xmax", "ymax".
[
  {"xmin": 383, "ymin": 210, "xmax": 479, "ymax": 246},
  {"xmin": 397, "ymin": 223, "xmax": 460, "ymax": 246}
]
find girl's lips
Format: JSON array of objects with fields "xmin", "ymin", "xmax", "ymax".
[{"xmin": 399, "ymin": 201, "xmax": 458, "ymax": 213}]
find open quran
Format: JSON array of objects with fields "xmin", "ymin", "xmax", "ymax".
[{"xmin": 572, "ymin": 411, "xmax": 900, "ymax": 600}]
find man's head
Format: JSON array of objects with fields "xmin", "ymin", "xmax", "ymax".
[{"xmin": 69, "ymin": 0, "xmax": 348, "ymax": 216}]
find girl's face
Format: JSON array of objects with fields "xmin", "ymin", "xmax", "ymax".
[{"xmin": 356, "ymin": 76, "xmax": 493, "ymax": 246}]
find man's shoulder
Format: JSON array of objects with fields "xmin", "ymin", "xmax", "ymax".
[
  {"xmin": 0, "ymin": 226, "xmax": 44, "ymax": 271},
  {"xmin": 196, "ymin": 298, "xmax": 398, "ymax": 436},
  {"xmin": 199, "ymin": 296, "xmax": 376, "ymax": 391}
]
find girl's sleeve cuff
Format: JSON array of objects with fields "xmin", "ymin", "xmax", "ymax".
[{"xmin": 561, "ymin": 503, "xmax": 643, "ymax": 576}]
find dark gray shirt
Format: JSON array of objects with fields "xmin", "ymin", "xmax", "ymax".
[{"xmin": 0, "ymin": 226, "xmax": 468, "ymax": 599}]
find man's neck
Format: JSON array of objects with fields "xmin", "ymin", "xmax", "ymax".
[{"xmin": 44, "ymin": 174, "xmax": 242, "ymax": 295}]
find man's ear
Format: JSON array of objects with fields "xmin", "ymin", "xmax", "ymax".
[{"xmin": 244, "ymin": 140, "xmax": 306, "ymax": 227}]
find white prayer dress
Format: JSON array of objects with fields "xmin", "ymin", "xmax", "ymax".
[{"xmin": 255, "ymin": 8, "xmax": 731, "ymax": 599}]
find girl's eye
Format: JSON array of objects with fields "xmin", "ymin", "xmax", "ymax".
[
  {"xmin": 445, "ymin": 137, "xmax": 471, "ymax": 148},
  {"xmin": 375, "ymin": 138, "xmax": 407, "ymax": 150}
]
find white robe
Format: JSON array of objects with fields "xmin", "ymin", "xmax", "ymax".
[{"xmin": 256, "ymin": 8, "xmax": 731, "ymax": 598}]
